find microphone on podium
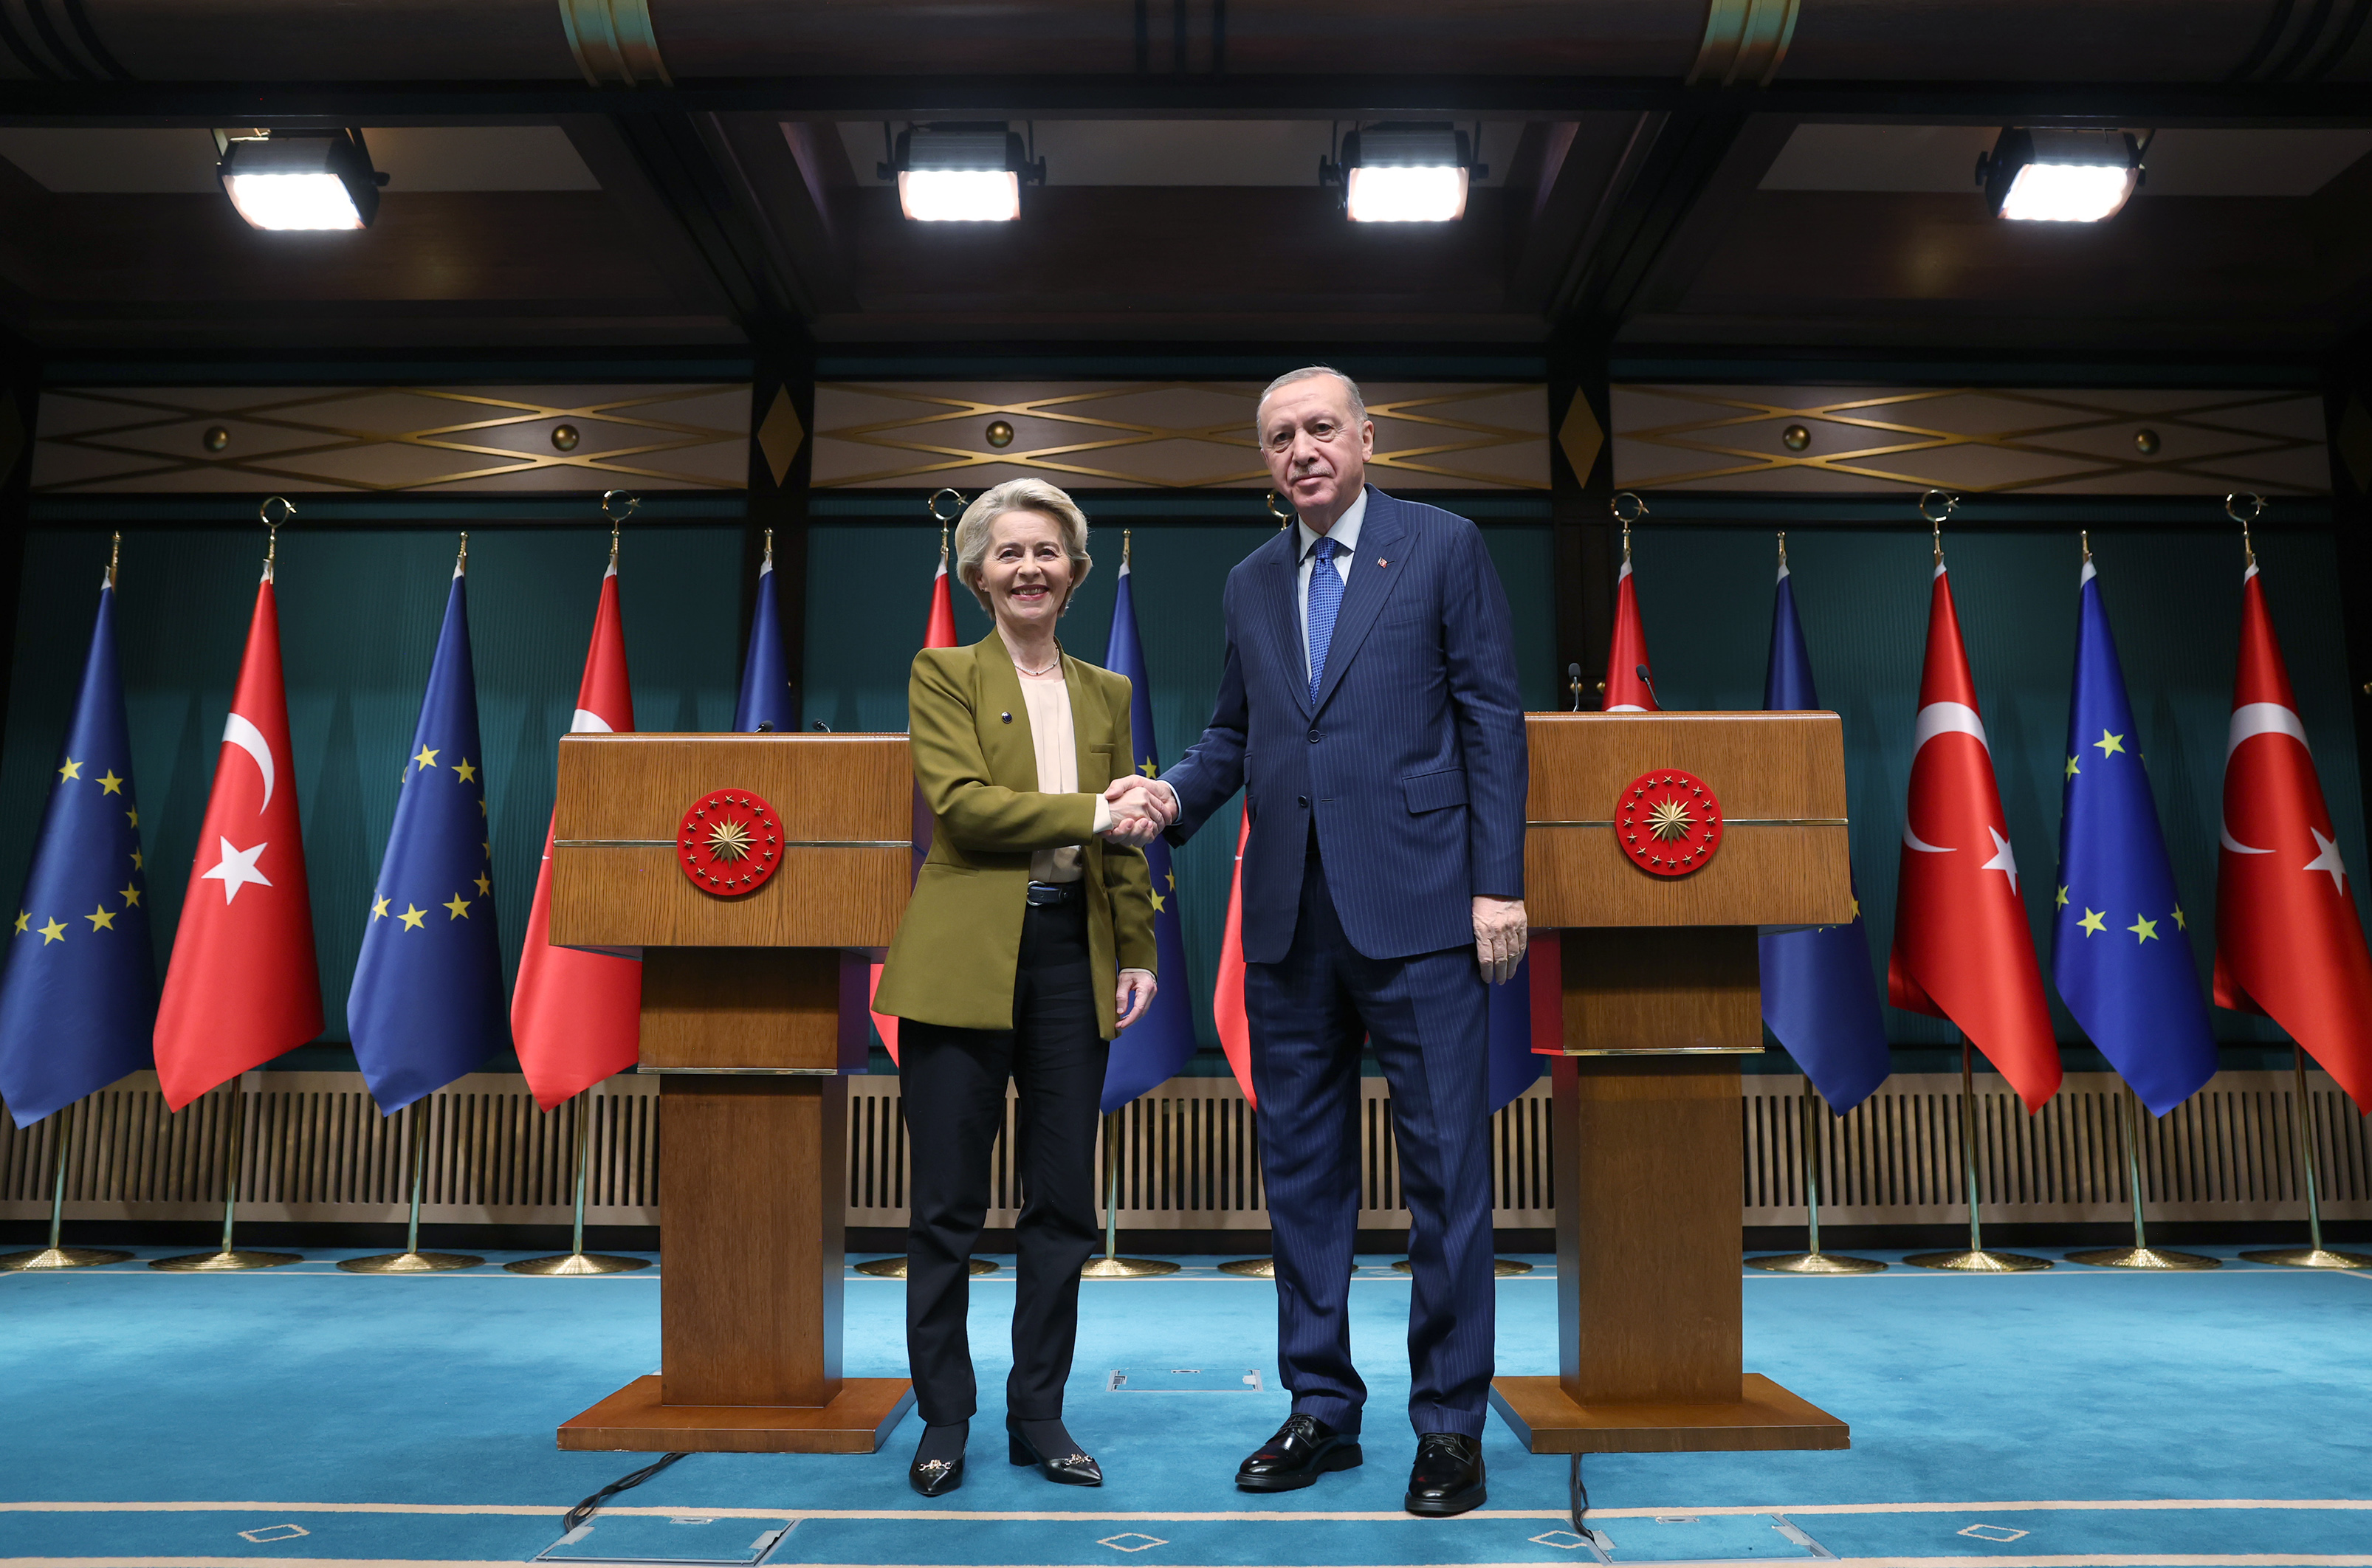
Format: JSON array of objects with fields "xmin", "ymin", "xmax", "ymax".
[{"xmin": 1635, "ymin": 664, "xmax": 1660, "ymax": 707}]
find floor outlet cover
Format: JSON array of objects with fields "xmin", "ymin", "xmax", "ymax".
[{"xmin": 536, "ymin": 1515, "xmax": 791, "ymax": 1565}]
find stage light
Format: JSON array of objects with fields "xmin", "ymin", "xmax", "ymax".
[
  {"xmin": 1321, "ymin": 123, "xmax": 1485, "ymax": 223},
  {"xmin": 1975, "ymin": 128, "xmax": 2142, "ymax": 223},
  {"xmin": 879, "ymin": 123, "xmax": 1045, "ymax": 222},
  {"xmin": 216, "ymin": 128, "xmax": 388, "ymax": 230}
]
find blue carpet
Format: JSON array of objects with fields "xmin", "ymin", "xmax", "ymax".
[{"xmin": 2, "ymin": 1248, "xmax": 2368, "ymax": 1566}]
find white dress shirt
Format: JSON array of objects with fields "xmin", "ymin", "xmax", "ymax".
[{"xmin": 1295, "ymin": 486, "xmax": 1368, "ymax": 686}]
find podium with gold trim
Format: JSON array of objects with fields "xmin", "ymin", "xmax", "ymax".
[
  {"xmin": 549, "ymin": 734, "xmax": 915, "ymax": 1454},
  {"xmin": 1489, "ymin": 712, "xmax": 1854, "ymax": 1454}
]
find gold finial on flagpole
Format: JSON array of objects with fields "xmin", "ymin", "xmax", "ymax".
[
  {"xmin": 107, "ymin": 532, "xmax": 120, "ymax": 590},
  {"xmin": 259, "ymin": 496, "xmax": 293, "ymax": 583},
  {"xmin": 601, "ymin": 490, "xmax": 639, "ymax": 568},
  {"xmin": 1123, "ymin": 528, "xmax": 1132, "ymax": 568},
  {"xmin": 456, "ymin": 532, "xmax": 469, "ymax": 577},
  {"xmin": 762, "ymin": 526, "xmax": 773, "ymax": 571},
  {"xmin": 2081, "ymin": 529, "xmax": 2091, "ymax": 566},
  {"xmin": 2227, "ymin": 492, "xmax": 2263, "ymax": 568},
  {"xmin": 1777, "ymin": 531, "xmax": 1787, "ymax": 572},
  {"xmin": 1611, "ymin": 492, "xmax": 1646, "ymax": 565},
  {"xmin": 1919, "ymin": 489, "xmax": 1956, "ymax": 565},
  {"xmin": 927, "ymin": 487, "xmax": 964, "ymax": 559}
]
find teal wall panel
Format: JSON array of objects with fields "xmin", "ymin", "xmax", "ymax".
[
  {"xmin": 801, "ymin": 512, "xmax": 1556, "ymax": 1051},
  {"xmin": 0, "ymin": 526, "xmax": 743, "ymax": 1051},
  {"xmin": 1628, "ymin": 526, "xmax": 2368, "ymax": 1046}
]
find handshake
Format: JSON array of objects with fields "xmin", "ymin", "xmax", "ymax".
[{"xmin": 1100, "ymin": 776, "xmax": 1178, "ymax": 849}]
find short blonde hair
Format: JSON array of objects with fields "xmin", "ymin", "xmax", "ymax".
[{"xmin": 952, "ymin": 478, "xmax": 1093, "ymax": 614}]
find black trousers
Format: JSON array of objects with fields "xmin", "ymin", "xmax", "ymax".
[{"xmin": 899, "ymin": 893, "xmax": 1110, "ymax": 1425}]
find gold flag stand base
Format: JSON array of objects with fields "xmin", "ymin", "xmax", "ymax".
[
  {"xmin": 0, "ymin": 1245, "xmax": 131, "ymax": 1271},
  {"xmin": 1082, "ymin": 1254, "xmax": 1180, "ymax": 1278},
  {"xmin": 2067, "ymin": 1245, "xmax": 2219, "ymax": 1270},
  {"xmin": 151, "ymin": 1248, "xmax": 301, "ymax": 1271},
  {"xmin": 506, "ymin": 1251, "xmax": 649, "ymax": 1276},
  {"xmin": 1904, "ymin": 1248, "xmax": 2052, "ymax": 1272},
  {"xmin": 1746, "ymin": 1250, "xmax": 1886, "ymax": 1275},
  {"xmin": 1391, "ymin": 1258, "xmax": 1534, "ymax": 1276},
  {"xmin": 853, "ymin": 1256, "xmax": 996, "ymax": 1279},
  {"xmin": 1216, "ymin": 1256, "xmax": 1273, "ymax": 1277},
  {"xmin": 2240, "ymin": 1246, "xmax": 2372, "ymax": 1270},
  {"xmin": 338, "ymin": 1249, "xmax": 482, "ymax": 1274}
]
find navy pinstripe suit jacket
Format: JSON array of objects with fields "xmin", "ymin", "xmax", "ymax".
[{"xmin": 1161, "ymin": 487, "xmax": 1528, "ymax": 964}]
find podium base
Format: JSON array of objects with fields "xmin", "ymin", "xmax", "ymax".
[
  {"xmin": 559, "ymin": 1375, "xmax": 913, "ymax": 1454},
  {"xmin": 1488, "ymin": 1373, "xmax": 1849, "ymax": 1454}
]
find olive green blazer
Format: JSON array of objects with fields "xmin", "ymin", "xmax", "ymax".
[{"xmin": 873, "ymin": 632, "xmax": 1158, "ymax": 1039}]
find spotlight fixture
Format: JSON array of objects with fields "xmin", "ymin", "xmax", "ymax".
[
  {"xmin": 1974, "ymin": 128, "xmax": 2144, "ymax": 223},
  {"xmin": 215, "ymin": 128, "xmax": 388, "ymax": 231},
  {"xmin": 1321, "ymin": 123, "xmax": 1487, "ymax": 224},
  {"xmin": 879, "ymin": 123, "xmax": 1045, "ymax": 222}
]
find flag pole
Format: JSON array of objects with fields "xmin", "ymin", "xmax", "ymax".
[
  {"xmin": 341, "ymin": 1098, "xmax": 483, "ymax": 1272},
  {"xmin": 151, "ymin": 1079, "xmax": 299, "ymax": 1270},
  {"xmin": 1748, "ymin": 1077, "xmax": 1884, "ymax": 1273},
  {"xmin": 2070, "ymin": 1084, "xmax": 2217, "ymax": 1269},
  {"xmin": 508, "ymin": 1086, "xmax": 649, "ymax": 1275},
  {"xmin": 1906, "ymin": 1039, "xmax": 2049, "ymax": 1271},
  {"xmin": 2242, "ymin": 1046, "xmax": 2372, "ymax": 1269},
  {"xmin": 1082, "ymin": 1108, "xmax": 1179, "ymax": 1278},
  {"xmin": 0, "ymin": 1100, "xmax": 131, "ymax": 1270}
]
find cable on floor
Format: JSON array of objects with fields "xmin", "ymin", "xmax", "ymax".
[{"xmin": 564, "ymin": 1450, "xmax": 688, "ymax": 1533}]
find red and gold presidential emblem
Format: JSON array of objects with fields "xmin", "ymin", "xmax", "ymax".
[
  {"xmin": 1618, "ymin": 769, "xmax": 1723, "ymax": 878},
  {"xmin": 678, "ymin": 789, "xmax": 783, "ymax": 896}
]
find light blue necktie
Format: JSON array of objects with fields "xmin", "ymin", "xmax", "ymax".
[{"xmin": 1307, "ymin": 534, "xmax": 1344, "ymax": 706}]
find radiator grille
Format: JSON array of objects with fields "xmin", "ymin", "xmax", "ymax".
[{"xmin": 3, "ymin": 1068, "xmax": 2362, "ymax": 1228}]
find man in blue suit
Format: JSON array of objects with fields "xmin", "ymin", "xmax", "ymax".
[{"xmin": 1105, "ymin": 367, "xmax": 1527, "ymax": 1516}]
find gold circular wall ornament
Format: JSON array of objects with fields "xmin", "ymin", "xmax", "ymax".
[
  {"xmin": 202, "ymin": 426, "xmax": 230, "ymax": 453},
  {"xmin": 551, "ymin": 424, "xmax": 581, "ymax": 451},
  {"xmin": 2134, "ymin": 428, "xmax": 2160, "ymax": 455},
  {"xmin": 985, "ymin": 419, "xmax": 1015, "ymax": 449},
  {"xmin": 1781, "ymin": 423, "xmax": 1810, "ymax": 452}
]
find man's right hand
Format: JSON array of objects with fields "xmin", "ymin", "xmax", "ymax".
[{"xmin": 1101, "ymin": 777, "xmax": 1177, "ymax": 848}]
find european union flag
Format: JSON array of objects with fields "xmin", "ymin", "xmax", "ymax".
[
  {"xmin": 1099, "ymin": 552, "xmax": 1198, "ymax": 1113},
  {"xmin": 2052, "ymin": 555, "xmax": 2215, "ymax": 1116},
  {"xmin": 348, "ymin": 557, "xmax": 506, "ymax": 1113},
  {"xmin": 0, "ymin": 570, "xmax": 154, "ymax": 1126},
  {"xmin": 734, "ymin": 536, "xmax": 797, "ymax": 733},
  {"xmin": 1758, "ymin": 555, "xmax": 1891, "ymax": 1112}
]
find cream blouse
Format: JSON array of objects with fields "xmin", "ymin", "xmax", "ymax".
[{"xmin": 1017, "ymin": 664, "xmax": 1108, "ymax": 884}]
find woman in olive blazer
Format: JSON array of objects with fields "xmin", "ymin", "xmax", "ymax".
[{"xmin": 874, "ymin": 478, "xmax": 1160, "ymax": 1499}]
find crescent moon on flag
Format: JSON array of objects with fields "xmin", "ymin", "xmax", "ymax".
[
  {"xmin": 2221, "ymin": 822, "xmax": 2273, "ymax": 856},
  {"xmin": 571, "ymin": 709, "xmax": 613, "ymax": 735},
  {"xmin": 1911, "ymin": 701, "xmax": 1990, "ymax": 757},
  {"xmin": 2226, "ymin": 701, "xmax": 2310, "ymax": 757},
  {"xmin": 221, "ymin": 712, "xmax": 275, "ymax": 811},
  {"xmin": 1903, "ymin": 822, "xmax": 1953, "ymax": 853}
]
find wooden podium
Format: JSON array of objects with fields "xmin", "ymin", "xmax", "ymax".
[
  {"xmin": 548, "ymin": 734, "xmax": 917, "ymax": 1454},
  {"xmin": 1488, "ymin": 712, "xmax": 1854, "ymax": 1454}
]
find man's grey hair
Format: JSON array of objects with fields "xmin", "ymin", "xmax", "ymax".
[
  {"xmin": 952, "ymin": 477, "xmax": 1093, "ymax": 615},
  {"xmin": 1254, "ymin": 366, "xmax": 1367, "ymax": 439}
]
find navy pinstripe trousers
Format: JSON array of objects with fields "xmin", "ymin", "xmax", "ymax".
[{"xmin": 1245, "ymin": 837, "xmax": 1496, "ymax": 1439}]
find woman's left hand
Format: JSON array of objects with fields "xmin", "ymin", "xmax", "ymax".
[{"xmin": 1115, "ymin": 969, "xmax": 1158, "ymax": 1028}]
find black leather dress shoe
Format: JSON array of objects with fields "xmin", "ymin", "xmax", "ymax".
[
  {"xmin": 908, "ymin": 1453, "xmax": 963, "ymax": 1497},
  {"xmin": 1236, "ymin": 1412, "xmax": 1363, "ymax": 1493},
  {"xmin": 1006, "ymin": 1415, "xmax": 1102, "ymax": 1486},
  {"xmin": 1404, "ymin": 1431, "xmax": 1486, "ymax": 1516}
]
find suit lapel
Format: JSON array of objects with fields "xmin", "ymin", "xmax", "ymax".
[
  {"xmin": 974, "ymin": 633, "xmax": 1038, "ymax": 791},
  {"xmin": 1257, "ymin": 528, "xmax": 1313, "ymax": 718},
  {"xmin": 1310, "ymin": 488, "xmax": 1410, "ymax": 715}
]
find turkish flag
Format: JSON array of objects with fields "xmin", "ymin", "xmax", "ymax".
[
  {"xmin": 1601, "ymin": 556, "xmax": 1657, "ymax": 712},
  {"xmin": 1211, "ymin": 811, "xmax": 1256, "ymax": 1107},
  {"xmin": 869, "ymin": 549, "xmax": 958, "ymax": 1064},
  {"xmin": 1888, "ymin": 564, "xmax": 2061, "ymax": 1110},
  {"xmin": 2213, "ymin": 563, "xmax": 2372, "ymax": 1112},
  {"xmin": 154, "ymin": 575, "xmax": 324, "ymax": 1110},
  {"xmin": 512, "ymin": 557, "xmax": 639, "ymax": 1111}
]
